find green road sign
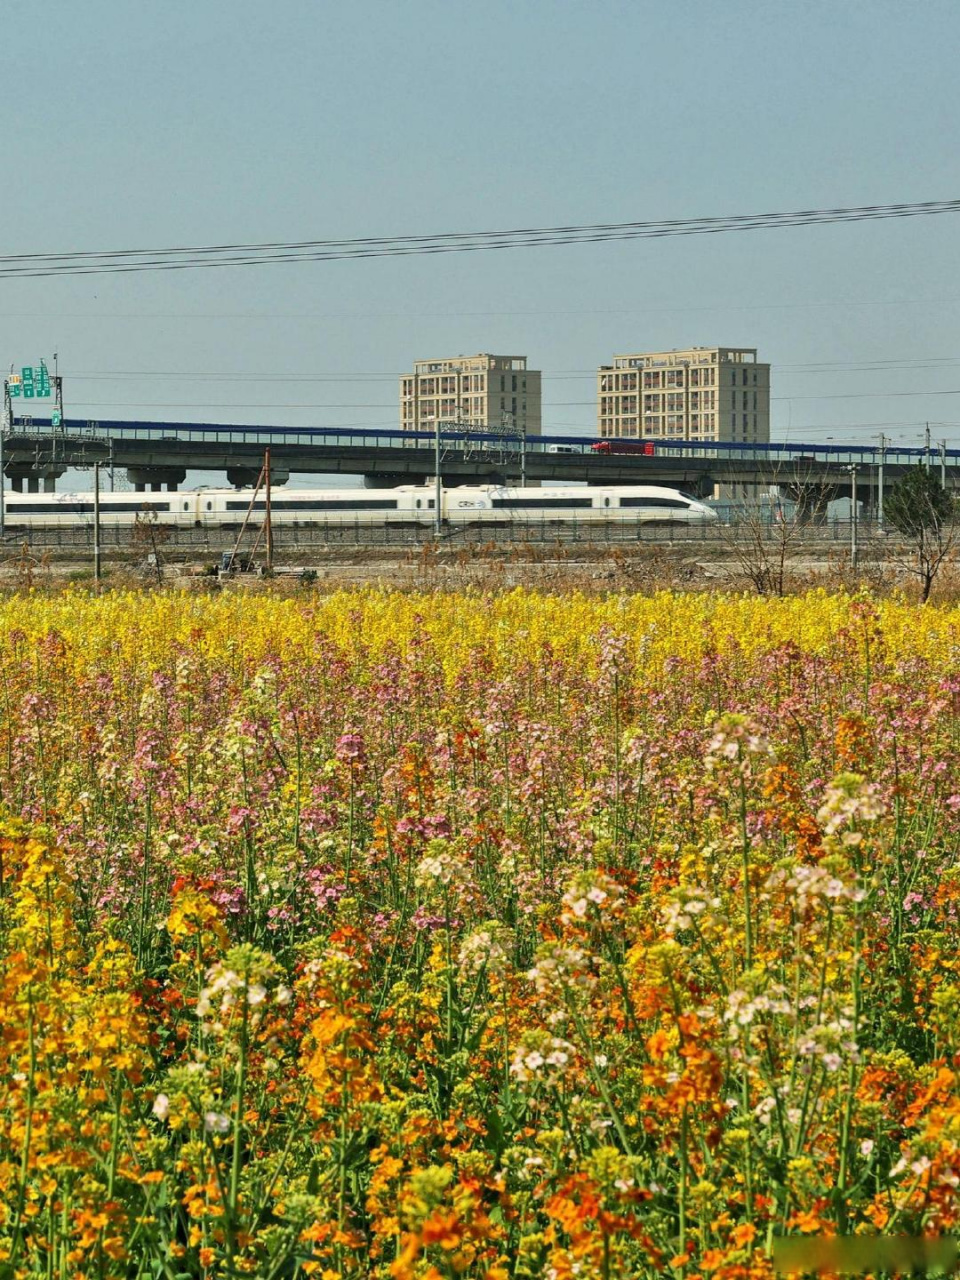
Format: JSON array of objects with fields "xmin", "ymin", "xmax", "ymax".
[
  {"xmin": 8, "ymin": 365, "xmax": 52, "ymax": 398},
  {"xmin": 51, "ymin": 410, "xmax": 62, "ymax": 427}
]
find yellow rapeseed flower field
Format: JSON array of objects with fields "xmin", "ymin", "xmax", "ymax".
[{"xmin": 0, "ymin": 586, "xmax": 957, "ymax": 1278}]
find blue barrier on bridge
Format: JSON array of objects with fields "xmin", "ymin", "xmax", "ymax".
[{"xmin": 7, "ymin": 416, "xmax": 959, "ymax": 465}]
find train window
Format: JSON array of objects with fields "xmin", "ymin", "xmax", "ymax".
[
  {"xmin": 206, "ymin": 502, "xmax": 212, "ymax": 511},
  {"xmin": 183, "ymin": 503, "xmax": 189, "ymax": 511},
  {"xmin": 19, "ymin": 501, "xmax": 171, "ymax": 514},
  {"xmin": 604, "ymin": 497, "xmax": 610, "ymax": 507},
  {"xmin": 224, "ymin": 499, "xmax": 399, "ymax": 512},
  {"xmin": 491, "ymin": 497, "xmax": 592, "ymax": 509},
  {"xmin": 620, "ymin": 497, "xmax": 688, "ymax": 509},
  {"xmin": 416, "ymin": 500, "xmax": 421, "ymax": 509}
]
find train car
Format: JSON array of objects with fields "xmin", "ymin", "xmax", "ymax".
[
  {"xmin": 0, "ymin": 488, "xmax": 428, "ymax": 529},
  {"xmin": 2, "ymin": 492, "xmax": 186, "ymax": 527},
  {"xmin": 0, "ymin": 484, "xmax": 715, "ymax": 529},
  {"xmin": 442, "ymin": 485, "xmax": 715, "ymax": 525},
  {"xmin": 590, "ymin": 440, "xmax": 656, "ymax": 456}
]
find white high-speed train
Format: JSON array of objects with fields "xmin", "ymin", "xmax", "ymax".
[{"xmin": 0, "ymin": 484, "xmax": 717, "ymax": 528}]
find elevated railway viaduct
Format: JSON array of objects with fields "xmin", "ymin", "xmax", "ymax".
[{"xmin": 2, "ymin": 418, "xmax": 958, "ymax": 519}]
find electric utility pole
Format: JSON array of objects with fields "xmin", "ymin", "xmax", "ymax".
[
  {"xmin": 434, "ymin": 418, "xmax": 442, "ymax": 536},
  {"xmin": 848, "ymin": 463, "xmax": 859, "ymax": 569},
  {"xmin": 93, "ymin": 462, "xmax": 102, "ymax": 586}
]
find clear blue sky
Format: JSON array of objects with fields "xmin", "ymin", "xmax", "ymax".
[{"xmin": 4, "ymin": 0, "xmax": 960, "ymax": 486}]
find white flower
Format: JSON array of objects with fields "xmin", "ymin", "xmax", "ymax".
[
  {"xmin": 560, "ymin": 870, "xmax": 625, "ymax": 924},
  {"xmin": 247, "ymin": 983, "xmax": 268, "ymax": 1006},
  {"xmin": 705, "ymin": 714, "xmax": 773, "ymax": 773},
  {"xmin": 509, "ymin": 1034, "xmax": 577, "ymax": 1086},
  {"xmin": 817, "ymin": 774, "xmax": 886, "ymax": 838},
  {"xmin": 527, "ymin": 942, "xmax": 596, "ymax": 996},
  {"xmin": 860, "ymin": 1139, "xmax": 875, "ymax": 1157},
  {"xmin": 152, "ymin": 1093, "xmax": 170, "ymax": 1121},
  {"xmin": 204, "ymin": 1111, "xmax": 231, "ymax": 1135},
  {"xmin": 414, "ymin": 841, "xmax": 472, "ymax": 891},
  {"xmin": 458, "ymin": 922, "xmax": 513, "ymax": 980},
  {"xmin": 664, "ymin": 886, "xmax": 722, "ymax": 937},
  {"xmin": 754, "ymin": 1096, "xmax": 777, "ymax": 1125}
]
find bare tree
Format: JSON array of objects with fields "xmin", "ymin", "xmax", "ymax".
[
  {"xmin": 718, "ymin": 470, "xmax": 808, "ymax": 596},
  {"xmin": 131, "ymin": 507, "xmax": 171, "ymax": 585}
]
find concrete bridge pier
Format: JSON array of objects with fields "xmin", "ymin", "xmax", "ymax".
[
  {"xmin": 7, "ymin": 465, "xmax": 67, "ymax": 494},
  {"xmin": 126, "ymin": 466, "xmax": 188, "ymax": 493},
  {"xmin": 226, "ymin": 464, "xmax": 290, "ymax": 488}
]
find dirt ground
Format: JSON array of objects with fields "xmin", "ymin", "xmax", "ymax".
[{"xmin": 0, "ymin": 537, "xmax": 947, "ymax": 601}]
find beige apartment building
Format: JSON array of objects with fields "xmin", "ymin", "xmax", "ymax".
[
  {"xmin": 597, "ymin": 346, "xmax": 770, "ymax": 444},
  {"xmin": 400, "ymin": 354, "xmax": 541, "ymax": 436}
]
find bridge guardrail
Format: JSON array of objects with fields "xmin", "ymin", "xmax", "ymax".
[{"xmin": 4, "ymin": 416, "xmax": 959, "ymax": 468}]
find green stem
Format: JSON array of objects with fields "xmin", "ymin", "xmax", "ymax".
[{"xmin": 228, "ymin": 992, "xmax": 250, "ymax": 1254}]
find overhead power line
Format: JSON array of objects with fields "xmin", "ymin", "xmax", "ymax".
[
  {"xmin": 62, "ymin": 387, "xmax": 960, "ymax": 409},
  {"xmin": 58, "ymin": 354, "xmax": 960, "ymax": 381},
  {"xmin": 1, "ymin": 199, "xmax": 958, "ymax": 280}
]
